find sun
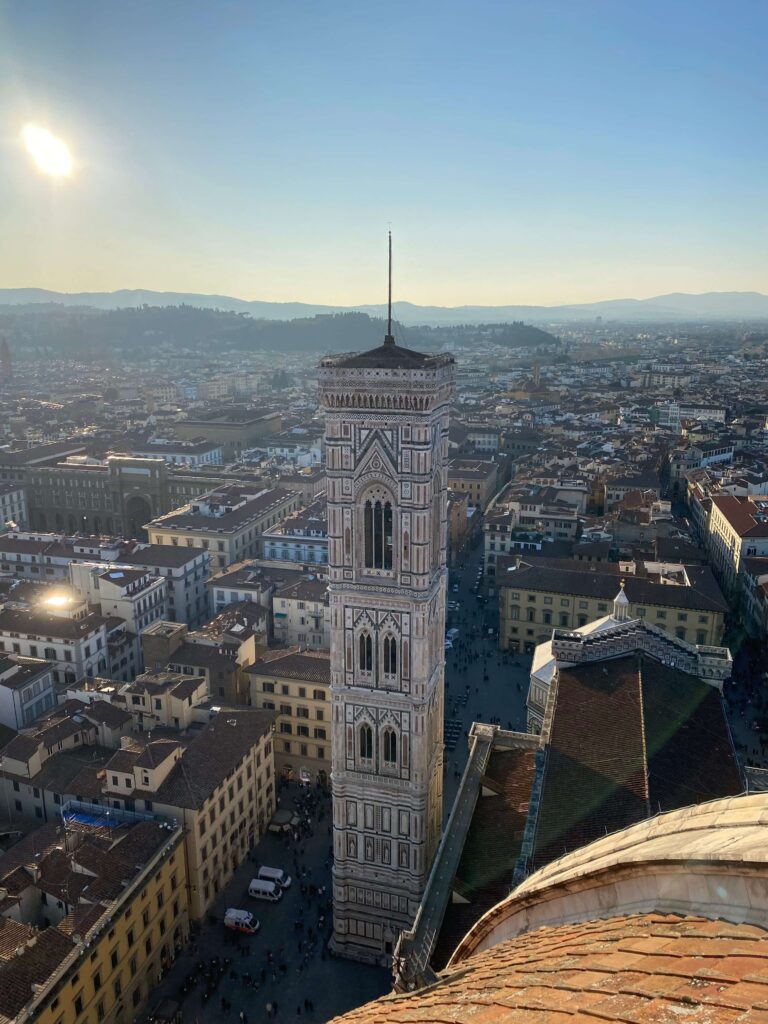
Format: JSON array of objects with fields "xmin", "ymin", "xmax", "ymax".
[{"xmin": 21, "ymin": 123, "xmax": 73, "ymax": 177}]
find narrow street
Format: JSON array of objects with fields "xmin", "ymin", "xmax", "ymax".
[{"xmin": 143, "ymin": 782, "xmax": 389, "ymax": 1023}]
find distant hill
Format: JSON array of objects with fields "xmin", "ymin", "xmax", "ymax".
[
  {"xmin": 489, "ymin": 322, "xmax": 561, "ymax": 348},
  {"xmin": 0, "ymin": 305, "xmax": 561, "ymax": 357},
  {"xmin": 2, "ymin": 288, "xmax": 768, "ymax": 325}
]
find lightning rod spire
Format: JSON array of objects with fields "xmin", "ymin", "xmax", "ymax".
[{"xmin": 385, "ymin": 229, "xmax": 394, "ymax": 346}]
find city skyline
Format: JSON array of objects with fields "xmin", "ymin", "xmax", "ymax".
[{"xmin": 2, "ymin": 1, "xmax": 768, "ymax": 304}]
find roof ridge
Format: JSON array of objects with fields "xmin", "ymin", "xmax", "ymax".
[{"xmin": 636, "ymin": 654, "xmax": 651, "ymax": 815}]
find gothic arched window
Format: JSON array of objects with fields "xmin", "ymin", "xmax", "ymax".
[
  {"xmin": 383, "ymin": 728, "xmax": 397, "ymax": 765},
  {"xmin": 359, "ymin": 724, "xmax": 373, "ymax": 760},
  {"xmin": 359, "ymin": 632, "xmax": 373, "ymax": 673},
  {"xmin": 383, "ymin": 635, "xmax": 397, "ymax": 676},
  {"xmin": 364, "ymin": 499, "xmax": 393, "ymax": 570}
]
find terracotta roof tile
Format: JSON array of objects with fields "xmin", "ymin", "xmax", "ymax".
[
  {"xmin": 331, "ymin": 915, "xmax": 768, "ymax": 1024},
  {"xmin": 531, "ymin": 654, "xmax": 742, "ymax": 871},
  {"xmin": 432, "ymin": 746, "xmax": 537, "ymax": 970}
]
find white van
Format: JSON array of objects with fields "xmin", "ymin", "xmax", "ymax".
[
  {"xmin": 257, "ymin": 865, "xmax": 292, "ymax": 890},
  {"xmin": 224, "ymin": 908, "xmax": 260, "ymax": 934},
  {"xmin": 248, "ymin": 877, "xmax": 283, "ymax": 902}
]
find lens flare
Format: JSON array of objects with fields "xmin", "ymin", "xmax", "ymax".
[{"xmin": 21, "ymin": 123, "xmax": 73, "ymax": 177}]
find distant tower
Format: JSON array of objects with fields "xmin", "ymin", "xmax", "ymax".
[
  {"xmin": 318, "ymin": 235, "xmax": 455, "ymax": 964},
  {"xmin": 532, "ymin": 361, "xmax": 541, "ymax": 388},
  {"xmin": 0, "ymin": 338, "xmax": 11, "ymax": 381}
]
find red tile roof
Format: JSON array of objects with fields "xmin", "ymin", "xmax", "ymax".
[
  {"xmin": 712, "ymin": 495, "xmax": 768, "ymax": 537},
  {"xmin": 331, "ymin": 914, "xmax": 768, "ymax": 1024},
  {"xmin": 431, "ymin": 747, "xmax": 537, "ymax": 971},
  {"xmin": 531, "ymin": 654, "xmax": 742, "ymax": 871}
]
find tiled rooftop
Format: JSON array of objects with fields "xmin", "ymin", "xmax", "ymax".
[
  {"xmin": 333, "ymin": 913, "xmax": 768, "ymax": 1024},
  {"xmin": 431, "ymin": 746, "xmax": 537, "ymax": 971},
  {"xmin": 531, "ymin": 654, "xmax": 742, "ymax": 871}
]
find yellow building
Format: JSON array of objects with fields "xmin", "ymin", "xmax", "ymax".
[
  {"xmin": 0, "ymin": 809, "xmax": 187, "ymax": 1024},
  {"xmin": 498, "ymin": 558, "xmax": 727, "ymax": 654},
  {"xmin": 248, "ymin": 648, "xmax": 330, "ymax": 783},
  {"xmin": 447, "ymin": 459, "xmax": 499, "ymax": 511},
  {"xmin": 101, "ymin": 709, "xmax": 277, "ymax": 920}
]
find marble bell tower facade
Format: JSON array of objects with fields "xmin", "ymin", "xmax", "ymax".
[{"xmin": 318, "ymin": 332, "xmax": 455, "ymax": 964}]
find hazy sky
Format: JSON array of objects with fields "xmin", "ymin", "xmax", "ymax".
[{"xmin": 2, "ymin": 1, "xmax": 767, "ymax": 306}]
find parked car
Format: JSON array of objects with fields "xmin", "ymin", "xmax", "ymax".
[
  {"xmin": 258, "ymin": 865, "xmax": 292, "ymax": 889},
  {"xmin": 248, "ymin": 877, "xmax": 283, "ymax": 902},
  {"xmin": 224, "ymin": 909, "xmax": 260, "ymax": 934}
]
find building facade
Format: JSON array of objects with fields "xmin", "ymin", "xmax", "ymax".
[
  {"xmin": 498, "ymin": 559, "xmax": 727, "ymax": 654},
  {"xmin": 319, "ymin": 334, "xmax": 454, "ymax": 964},
  {"xmin": 272, "ymin": 577, "xmax": 330, "ymax": 649},
  {"xmin": 248, "ymin": 648, "xmax": 331, "ymax": 782},
  {"xmin": 147, "ymin": 485, "xmax": 300, "ymax": 572}
]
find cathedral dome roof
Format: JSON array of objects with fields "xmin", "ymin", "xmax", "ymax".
[{"xmin": 329, "ymin": 793, "xmax": 768, "ymax": 1024}]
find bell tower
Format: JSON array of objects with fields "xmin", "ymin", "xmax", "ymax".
[{"xmin": 318, "ymin": 246, "xmax": 454, "ymax": 964}]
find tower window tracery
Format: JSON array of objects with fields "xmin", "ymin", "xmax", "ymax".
[
  {"xmin": 364, "ymin": 499, "xmax": 393, "ymax": 569},
  {"xmin": 359, "ymin": 632, "xmax": 373, "ymax": 673},
  {"xmin": 383, "ymin": 635, "xmax": 397, "ymax": 676},
  {"xmin": 383, "ymin": 728, "xmax": 397, "ymax": 765},
  {"xmin": 359, "ymin": 723, "xmax": 373, "ymax": 760}
]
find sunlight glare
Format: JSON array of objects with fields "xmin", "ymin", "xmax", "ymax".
[{"xmin": 21, "ymin": 123, "xmax": 73, "ymax": 177}]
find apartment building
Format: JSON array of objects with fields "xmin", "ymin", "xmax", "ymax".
[
  {"xmin": 447, "ymin": 459, "xmax": 499, "ymax": 510},
  {"xmin": 277, "ymin": 467, "xmax": 326, "ymax": 504},
  {"xmin": 0, "ymin": 606, "xmax": 109, "ymax": 687},
  {"xmin": 0, "ymin": 655, "xmax": 55, "ymax": 729},
  {"xmin": 248, "ymin": 648, "xmax": 330, "ymax": 783},
  {"xmin": 272, "ymin": 577, "xmax": 329, "ymax": 649},
  {"xmin": 103, "ymin": 711, "xmax": 276, "ymax": 918},
  {"xmin": 0, "ymin": 704, "xmax": 277, "ymax": 922},
  {"xmin": 68, "ymin": 561, "xmax": 168, "ymax": 638},
  {"xmin": 262, "ymin": 497, "xmax": 328, "ymax": 566},
  {"xmin": 128, "ymin": 439, "xmax": 223, "ymax": 466},
  {"xmin": 0, "ymin": 811, "xmax": 187, "ymax": 1024},
  {"xmin": 498, "ymin": 557, "xmax": 727, "ymax": 653},
  {"xmin": 147, "ymin": 485, "xmax": 300, "ymax": 572},
  {"xmin": 118, "ymin": 545, "xmax": 210, "ymax": 627},
  {"xmin": 118, "ymin": 670, "xmax": 209, "ymax": 732},
  {"xmin": 0, "ymin": 481, "xmax": 27, "ymax": 530},
  {"xmin": 707, "ymin": 495, "xmax": 768, "ymax": 598},
  {"xmin": 0, "ymin": 535, "xmax": 211, "ymax": 628},
  {"xmin": 140, "ymin": 616, "xmax": 262, "ymax": 705},
  {"xmin": 485, "ymin": 494, "xmax": 581, "ymax": 570},
  {"xmin": 207, "ymin": 561, "xmax": 305, "ymax": 615}
]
